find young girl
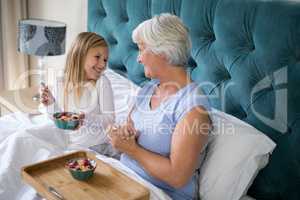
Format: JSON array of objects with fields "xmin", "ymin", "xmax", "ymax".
[{"xmin": 41, "ymin": 32, "xmax": 115, "ymax": 149}]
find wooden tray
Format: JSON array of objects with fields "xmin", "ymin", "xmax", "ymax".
[{"xmin": 21, "ymin": 151, "xmax": 150, "ymax": 200}]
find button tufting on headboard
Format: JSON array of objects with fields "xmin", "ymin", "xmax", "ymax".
[
  {"xmin": 249, "ymin": 44, "xmax": 255, "ymax": 51},
  {"xmin": 98, "ymin": 9, "xmax": 106, "ymax": 18},
  {"xmin": 108, "ymin": 35, "xmax": 118, "ymax": 45},
  {"xmin": 122, "ymin": 16, "xmax": 129, "ymax": 23},
  {"xmin": 121, "ymin": 11, "xmax": 129, "ymax": 23},
  {"xmin": 208, "ymin": 33, "xmax": 216, "ymax": 42}
]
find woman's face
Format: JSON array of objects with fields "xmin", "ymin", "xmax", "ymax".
[
  {"xmin": 137, "ymin": 42, "xmax": 165, "ymax": 78},
  {"xmin": 84, "ymin": 46, "xmax": 109, "ymax": 81}
]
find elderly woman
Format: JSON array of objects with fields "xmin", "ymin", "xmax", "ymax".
[{"xmin": 108, "ymin": 13, "xmax": 212, "ymax": 200}]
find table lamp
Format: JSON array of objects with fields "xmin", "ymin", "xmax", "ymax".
[{"xmin": 18, "ymin": 19, "xmax": 66, "ymax": 101}]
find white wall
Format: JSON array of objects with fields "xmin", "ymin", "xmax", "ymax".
[{"xmin": 28, "ymin": 0, "xmax": 87, "ymax": 85}]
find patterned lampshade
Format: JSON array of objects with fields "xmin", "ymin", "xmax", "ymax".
[{"xmin": 18, "ymin": 19, "xmax": 66, "ymax": 56}]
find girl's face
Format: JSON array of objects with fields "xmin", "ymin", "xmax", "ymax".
[
  {"xmin": 137, "ymin": 42, "xmax": 165, "ymax": 79},
  {"xmin": 84, "ymin": 46, "xmax": 109, "ymax": 81}
]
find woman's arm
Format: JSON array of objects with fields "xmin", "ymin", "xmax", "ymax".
[{"xmin": 110, "ymin": 106, "xmax": 211, "ymax": 188}]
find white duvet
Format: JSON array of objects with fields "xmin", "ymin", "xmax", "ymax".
[{"xmin": 0, "ymin": 113, "xmax": 171, "ymax": 200}]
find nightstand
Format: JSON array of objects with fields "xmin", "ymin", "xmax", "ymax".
[{"xmin": 0, "ymin": 86, "xmax": 40, "ymax": 116}]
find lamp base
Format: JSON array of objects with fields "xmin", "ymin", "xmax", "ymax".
[{"xmin": 32, "ymin": 93, "xmax": 40, "ymax": 101}]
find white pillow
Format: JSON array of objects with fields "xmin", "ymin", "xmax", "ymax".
[{"xmin": 199, "ymin": 109, "xmax": 276, "ymax": 200}]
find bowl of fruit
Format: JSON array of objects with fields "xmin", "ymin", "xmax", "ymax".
[
  {"xmin": 53, "ymin": 112, "xmax": 81, "ymax": 130},
  {"xmin": 65, "ymin": 158, "xmax": 97, "ymax": 181}
]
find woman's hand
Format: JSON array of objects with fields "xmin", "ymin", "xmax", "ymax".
[
  {"xmin": 107, "ymin": 122, "xmax": 139, "ymax": 154},
  {"xmin": 40, "ymin": 84, "xmax": 55, "ymax": 106}
]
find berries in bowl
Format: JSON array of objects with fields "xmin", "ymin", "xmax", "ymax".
[
  {"xmin": 66, "ymin": 158, "xmax": 97, "ymax": 181},
  {"xmin": 53, "ymin": 112, "xmax": 82, "ymax": 130}
]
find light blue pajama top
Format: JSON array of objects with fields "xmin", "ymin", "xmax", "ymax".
[{"xmin": 121, "ymin": 79, "xmax": 211, "ymax": 200}]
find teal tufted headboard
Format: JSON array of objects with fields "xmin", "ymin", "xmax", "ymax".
[{"xmin": 88, "ymin": 0, "xmax": 300, "ymax": 199}]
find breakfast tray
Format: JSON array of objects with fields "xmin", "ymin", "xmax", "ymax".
[{"xmin": 21, "ymin": 151, "xmax": 150, "ymax": 200}]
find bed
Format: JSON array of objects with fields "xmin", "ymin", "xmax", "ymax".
[
  {"xmin": 88, "ymin": 0, "xmax": 300, "ymax": 199},
  {"xmin": 0, "ymin": 69, "xmax": 173, "ymax": 200}
]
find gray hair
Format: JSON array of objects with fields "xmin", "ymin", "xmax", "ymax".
[{"xmin": 132, "ymin": 13, "xmax": 191, "ymax": 67}]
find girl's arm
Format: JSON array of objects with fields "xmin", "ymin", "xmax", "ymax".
[
  {"xmin": 98, "ymin": 74, "xmax": 115, "ymax": 122},
  {"xmin": 83, "ymin": 74, "xmax": 115, "ymax": 139},
  {"xmin": 41, "ymin": 79, "xmax": 63, "ymax": 116}
]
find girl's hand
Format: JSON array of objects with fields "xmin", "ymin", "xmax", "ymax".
[
  {"xmin": 107, "ymin": 123, "xmax": 139, "ymax": 154},
  {"xmin": 40, "ymin": 84, "xmax": 55, "ymax": 106}
]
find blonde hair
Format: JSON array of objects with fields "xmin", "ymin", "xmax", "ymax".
[
  {"xmin": 63, "ymin": 32, "xmax": 107, "ymax": 110},
  {"xmin": 132, "ymin": 13, "xmax": 191, "ymax": 67}
]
